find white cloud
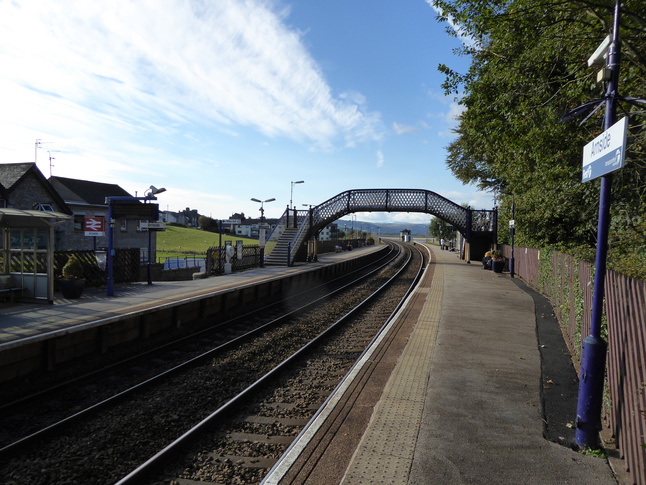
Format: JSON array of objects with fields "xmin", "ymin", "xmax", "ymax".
[
  {"xmin": 424, "ymin": 90, "xmax": 465, "ymax": 138},
  {"xmin": 392, "ymin": 122, "xmax": 418, "ymax": 135},
  {"xmin": 437, "ymin": 100, "xmax": 465, "ymax": 137},
  {"xmin": 442, "ymin": 189, "xmax": 495, "ymax": 209},
  {"xmin": 376, "ymin": 149, "xmax": 384, "ymax": 168},
  {"xmin": 424, "ymin": 1, "xmax": 478, "ymax": 48},
  {"xmin": 0, "ymin": 0, "xmax": 384, "ymax": 163},
  {"xmin": 444, "ymin": 101, "xmax": 466, "ymax": 124}
]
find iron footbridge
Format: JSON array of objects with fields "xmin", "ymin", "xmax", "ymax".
[{"xmin": 264, "ymin": 189, "xmax": 496, "ymax": 266}]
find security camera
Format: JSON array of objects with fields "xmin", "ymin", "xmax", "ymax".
[{"xmin": 587, "ymin": 35, "xmax": 611, "ymax": 67}]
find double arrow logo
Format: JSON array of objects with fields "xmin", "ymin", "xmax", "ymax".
[
  {"xmin": 85, "ymin": 217, "xmax": 104, "ymax": 232},
  {"xmin": 85, "ymin": 217, "xmax": 105, "ymax": 236}
]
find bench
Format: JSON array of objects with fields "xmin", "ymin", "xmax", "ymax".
[{"xmin": 0, "ymin": 275, "xmax": 23, "ymax": 302}]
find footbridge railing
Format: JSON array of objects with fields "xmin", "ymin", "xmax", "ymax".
[{"xmin": 310, "ymin": 189, "xmax": 470, "ymax": 234}]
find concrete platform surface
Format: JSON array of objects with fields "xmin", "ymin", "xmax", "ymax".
[{"xmin": 357, "ymin": 247, "xmax": 617, "ymax": 484}]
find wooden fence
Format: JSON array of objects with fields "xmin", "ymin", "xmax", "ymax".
[{"xmin": 501, "ymin": 245, "xmax": 646, "ymax": 484}]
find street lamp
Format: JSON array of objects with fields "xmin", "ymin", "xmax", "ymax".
[
  {"xmin": 500, "ymin": 190, "xmax": 515, "ymax": 278},
  {"xmin": 143, "ymin": 186, "xmax": 167, "ymax": 285},
  {"xmin": 251, "ymin": 198, "xmax": 275, "ymax": 249},
  {"xmin": 251, "ymin": 197, "xmax": 275, "ymax": 223},
  {"xmin": 145, "ymin": 185, "xmax": 166, "ymax": 197},
  {"xmin": 290, "ymin": 180, "xmax": 304, "ymax": 209},
  {"xmin": 302, "ymin": 204, "xmax": 316, "ymax": 262}
]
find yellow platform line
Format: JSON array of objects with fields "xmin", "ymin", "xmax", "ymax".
[{"xmin": 341, "ymin": 249, "xmax": 444, "ymax": 484}]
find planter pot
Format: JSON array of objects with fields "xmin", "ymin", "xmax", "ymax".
[
  {"xmin": 492, "ymin": 260, "xmax": 504, "ymax": 273},
  {"xmin": 58, "ymin": 278, "xmax": 85, "ymax": 299}
]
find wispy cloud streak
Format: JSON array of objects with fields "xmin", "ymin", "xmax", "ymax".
[{"xmin": 0, "ymin": 0, "xmax": 383, "ymax": 156}]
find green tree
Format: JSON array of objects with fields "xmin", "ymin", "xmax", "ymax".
[
  {"xmin": 431, "ymin": 0, "xmax": 646, "ymax": 277},
  {"xmin": 198, "ymin": 215, "xmax": 218, "ymax": 233},
  {"xmin": 429, "ymin": 217, "xmax": 457, "ymax": 240}
]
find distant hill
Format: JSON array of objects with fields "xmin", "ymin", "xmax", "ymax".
[{"xmin": 335, "ymin": 220, "xmax": 430, "ymax": 237}]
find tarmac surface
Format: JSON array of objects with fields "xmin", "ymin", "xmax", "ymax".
[
  {"xmin": 0, "ymin": 243, "xmax": 623, "ymax": 484},
  {"xmin": 404, "ymin": 247, "xmax": 617, "ymax": 484}
]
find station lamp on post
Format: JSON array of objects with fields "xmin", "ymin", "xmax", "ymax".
[
  {"xmin": 499, "ymin": 189, "xmax": 515, "ymax": 278},
  {"xmin": 251, "ymin": 197, "xmax": 275, "ymax": 249},
  {"xmin": 143, "ymin": 186, "xmax": 167, "ymax": 285},
  {"xmin": 303, "ymin": 204, "xmax": 317, "ymax": 262},
  {"xmin": 302, "ymin": 203, "xmax": 314, "ymax": 226},
  {"xmin": 290, "ymin": 180, "xmax": 304, "ymax": 209},
  {"xmin": 251, "ymin": 197, "xmax": 275, "ymax": 223}
]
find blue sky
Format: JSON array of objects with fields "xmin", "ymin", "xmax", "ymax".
[{"xmin": 0, "ymin": 0, "xmax": 493, "ymax": 224}]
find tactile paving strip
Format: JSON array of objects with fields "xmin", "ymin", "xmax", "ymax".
[{"xmin": 340, "ymin": 253, "xmax": 444, "ymax": 484}]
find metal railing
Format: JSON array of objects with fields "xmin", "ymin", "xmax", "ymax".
[{"xmin": 501, "ymin": 244, "xmax": 646, "ymax": 484}]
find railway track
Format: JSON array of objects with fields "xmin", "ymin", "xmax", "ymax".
[
  {"xmin": 0, "ymin": 241, "xmax": 427, "ymax": 484},
  {"xmin": 122, "ymin": 242, "xmax": 428, "ymax": 484}
]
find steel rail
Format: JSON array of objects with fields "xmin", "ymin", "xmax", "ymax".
[{"xmin": 116, "ymin": 242, "xmax": 421, "ymax": 484}]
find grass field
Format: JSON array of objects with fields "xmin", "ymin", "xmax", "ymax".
[{"xmin": 156, "ymin": 225, "xmax": 257, "ymax": 260}]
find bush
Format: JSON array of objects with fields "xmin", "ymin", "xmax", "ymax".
[{"xmin": 62, "ymin": 256, "xmax": 84, "ymax": 280}]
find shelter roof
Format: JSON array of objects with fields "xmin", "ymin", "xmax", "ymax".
[{"xmin": 0, "ymin": 208, "xmax": 70, "ymax": 228}]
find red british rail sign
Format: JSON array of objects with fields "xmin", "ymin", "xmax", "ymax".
[{"xmin": 84, "ymin": 216, "xmax": 105, "ymax": 236}]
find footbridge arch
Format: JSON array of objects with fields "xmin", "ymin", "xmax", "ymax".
[
  {"xmin": 312, "ymin": 189, "xmax": 470, "ymax": 234},
  {"xmin": 265, "ymin": 189, "xmax": 496, "ymax": 265}
]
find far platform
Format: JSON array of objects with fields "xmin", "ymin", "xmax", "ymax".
[{"xmin": 0, "ymin": 245, "xmax": 382, "ymax": 346}]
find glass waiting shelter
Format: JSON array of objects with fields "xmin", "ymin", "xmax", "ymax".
[{"xmin": 0, "ymin": 209, "xmax": 70, "ymax": 303}]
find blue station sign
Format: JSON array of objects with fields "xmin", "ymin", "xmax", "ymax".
[{"xmin": 582, "ymin": 117, "xmax": 628, "ymax": 182}]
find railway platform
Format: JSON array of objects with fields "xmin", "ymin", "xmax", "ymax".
[{"xmin": 0, "ymin": 245, "xmax": 382, "ymax": 346}]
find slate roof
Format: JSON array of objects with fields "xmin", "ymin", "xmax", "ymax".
[
  {"xmin": 49, "ymin": 176, "xmax": 132, "ymax": 206},
  {"xmin": 0, "ymin": 163, "xmax": 35, "ymax": 189},
  {"xmin": 0, "ymin": 163, "xmax": 71, "ymax": 213}
]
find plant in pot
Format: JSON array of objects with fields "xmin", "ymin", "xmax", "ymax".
[
  {"xmin": 491, "ymin": 250, "xmax": 505, "ymax": 273},
  {"xmin": 58, "ymin": 256, "xmax": 85, "ymax": 299}
]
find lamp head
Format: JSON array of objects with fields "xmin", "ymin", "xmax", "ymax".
[{"xmin": 147, "ymin": 185, "xmax": 167, "ymax": 196}]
